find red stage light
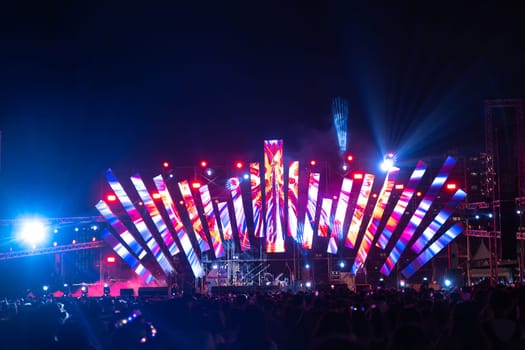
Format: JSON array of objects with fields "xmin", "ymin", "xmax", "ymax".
[
  {"xmin": 395, "ymin": 184, "xmax": 404, "ymax": 190},
  {"xmin": 152, "ymin": 192, "xmax": 161, "ymax": 200},
  {"xmin": 106, "ymin": 256, "xmax": 116, "ymax": 264},
  {"xmin": 346, "ymin": 154, "xmax": 354, "ymax": 162},
  {"xmin": 235, "ymin": 161, "xmax": 243, "ymax": 169},
  {"xmin": 446, "ymin": 183, "xmax": 457, "ymax": 190},
  {"xmin": 162, "ymin": 161, "xmax": 169, "ymax": 168},
  {"xmin": 190, "ymin": 181, "xmax": 201, "ymax": 189},
  {"xmin": 106, "ymin": 194, "xmax": 117, "ymax": 202},
  {"xmin": 310, "ymin": 160, "xmax": 317, "ymax": 166},
  {"xmin": 372, "ymin": 193, "xmax": 378, "ymax": 198},
  {"xmin": 353, "ymin": 173, "xmax": 364, "ymax": 180},
  {"xmin": 416, "ymin": 191, "xmax": 422, "ymax": 197},
  {"xmin": 200, "ymin": 160, "xmax": 207, "ymax": 168}
]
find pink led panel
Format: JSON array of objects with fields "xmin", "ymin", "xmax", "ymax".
[
  {"xmin": 345, "ymin": 173, "xmax": 374, "ymax": 248},
  {"xmin": 302, "ymin": 172, "xmax": 320, "ymax": 249},
  {"xmin": 199, "ymin": 184, "xmax": 225, "ymax": 258},
  {"xmin": 250, "ymin": 162, "xmax": 264, "ymax": 238},
  {"xmin": 178, "ymin": 180, "xmax": 210, "ymax": 253},
  {"xmin": 264, "ymin": 139, "xmax": 285, "ymax": 253},
  {"xmin": 318, "ymin": 198, "xmax": 333, "ymax": 238},
  {"xmin": 228, "ymin": 177, "xmax": 250, "ymax": 251},
  {"xmin": 327, "ymin": 178, "xmax": 353, "ymax": 254},
  {"xmin": 287, "ymin": 161, "xmax": 299, "ymax": 242}
]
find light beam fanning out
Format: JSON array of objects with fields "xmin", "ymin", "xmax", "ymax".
[{"xmin": 332, "ymin": 97, "xmax": 349, "ymax": 154}]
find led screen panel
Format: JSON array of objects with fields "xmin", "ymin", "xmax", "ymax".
[
  {"xmin": 264, "ymin": 139, "xmax": 285, "ymax": 253},
  {"xmin": 287, "ymin": 161, "xmax": 299, "ymax": 242},
  {"xmin": 153, "ymin": 175, "xmax": 204, "ymax": 278},
  {"xmin": 302, "ymin": 172, "xmax": 320, "ymax": 249},
  {"xmin": 250, "ymin": 162, "xmax": 264, "ymax": 238},
  {"xmin": 228, "ymin": 177, "xmax": 250, "ymax": 251},
  {"xmin": 179, "ymin": 180, "xmax": 210, "ymax": 253},
  {"xmin": 318, "ymin": 198, "xmax": 333, "ymax": 238},
  {"xmin": 217, "ymin": 201, "xmax": 234, "ymax": 241},
  {"xmin": 402, "ymin": 223, "xmax": 464, "ymax": 278},
  {"xmin": 352, "ymin": 167, "xmax": 399, "ymax": 274},
  {"xmin": 327, "ymin": 178, "xmax": 353, "ymax": 254},
  {"xmin": 376, "ymin": 161, "xmax": 427, "ymax": 249},
  {"xmin": 380, "ymin": 157, "xmax": 456, "ymax": 276},
  {"xmin": 345, "ymin": 174, "xmax": 374, "ymax": 248},
  {"xmin": 410, "ymin": 189, "xmax": 467, "ymax": 254},
  {"xmin": 199, "ymin": 185, "xmax": 225, "ymax": 258}
]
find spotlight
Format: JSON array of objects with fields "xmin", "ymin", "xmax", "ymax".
[
  {"xmin": 190, "ymin": 181, "xmax": 202, "ymax": 189},
  {"xmin": 19, "ymin": 219, "xmax": 48, "ymax": 246},
  {"xmin": 444, "ymin": 279, "xmax": 452, "ymax": 288},
  {"xmin": 339, "ymin": 261, "xmax": 346, "ymax": 269},
  {"xmin": 475, "ymin": 215, "xmax": 480, "ymax": 220},
  {"xmin": 243, "ymin": 173, "xmax": 250, "ymax": 180},
  {"xmin": 395, "ymin": 184, "xmax": 404, "ymax": 190},
  {"xmin": 235, "ymin": 161, "xmax": 244, "ymax": 169},
  {"xmin": 206, "ymin": 168, "xmax": 214, "ymax": 176},
  {"xmin": 212, "ymin": 263, "xmax": 218, "ymax": 270},
  {"xmin": 310, "ymin": 160, "xmax": 317, "ymax": 166},
  {"xmin": 81, "ymin": 285, "xmax": 88, "ymax": 297},
  {"xmin": 488, "ymin": 213, "xmax": 493, "ymax": 218},
  {"xmin": 380, "ymin": 158, "xmax": 394, "ymax": 172},
  {"xmin": 305, "ymin": 263, "xmax": 310, "ymax": 269},
  {"xmin": 346, "ymin": 154, "xmax": 353, "ymax": 162},
  {"xmin": 399, "ymin": 280, "xmax": 406, "ymax": 288},
  {"xmin": 305, "ymin": 281, "xmax": 312, "ymax": 288},
  {"xmin": 517, "ymin": 210, "xmax": 522, "ymax": 215},
  {"xmin": 103, "ymin": 283, "xmax": 110, "ymax": 297},
  {"xmin": 42, "ymin": 285, "xmax": 49, "ymax": 292},
  {"xmin": 106, "ymin": 194, "xmax": 117, "ymax": 202},
  {"xmin": 200, "ymin": 160, "xmax": 208, "ymax": 168},
  {"xmin": 162, "ymin": 161, "xmax": 169, "ymax": 168},
  {"xmin": 91, "ymin": 225, "xmax": 98, "ymax": 231},
  {"xmin": 342, "ymin": 164, "xmax": 348, "ymax": 171}
]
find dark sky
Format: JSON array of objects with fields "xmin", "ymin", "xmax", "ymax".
[{"xmin": 0, "ymin": 1, "xmax": 524, "ymax": 218}]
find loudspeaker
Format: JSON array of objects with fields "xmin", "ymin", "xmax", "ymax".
[
  {"xmin": 138, "ymin": 287, "xmax": 168, "ymax": 297},
  {"xmin": 119, "ymin": 288, "xmax": 134, "ymax": 297}
]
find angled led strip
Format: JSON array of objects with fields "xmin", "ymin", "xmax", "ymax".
[
  {"xmin": 264, "ymin": 139, "xmax": 285, "ymax": 253},
  {"xmin": 199, "ymin": 185, "xmax": 225, "ymax": 258},
  {"xmin": 410, "ymin": 189, "xmax": 467, "ymax": 254},
  {"xmin": 178, "ymin": 180, "xmax": 210, "ymax": 253},
  {"xmin": 302, "ymin": 172, "xmax": 320, "ymax": 249},
  {"xmin": 105, "ymin": 169, "xmax": 170, "ymax": 275},
  {"xmin": 228, "ymin": 177, "xmax": 250, "ymax": 251},
  {"xmin": 318, "ymin": 198, "xmax": 333, "ymax": 238},
  {"xmin": 131, "ymin": 174, "xmax": 180, "ymax": 259},
  {"xmin": 287, "ymin": 161, "xmax": 299, "ymax": 242},
  {"xmin": 352, "ymin": 167, "xmax": 399, "ymax": 274},
  {"xmin": 376, "ymin": 161, "xmax": 428, "ymax": 250},
  {"xmin": 102, "ymin": 228, "xmax": 154, "ymax": 284},
  {"xmin": 327, "ymin": 178, "xmax": 353, "ymax": 254},
  {"xmin": 217, "ymin": 201, "xmax": 234, "ymax": 241},
  {"xmin": 250, "ymin": 162, "xmax": 264, "ymax": 238},
  {"xmin": 345, "ymin": 174, "xmax": 374, "ymax": 248},
  {"xmin": 380, "ymin": 156, "xmax": 457, "ymax": 276},
  {"xmin": 153, "ymin": 175, "xmax": 204, "ymax": 278},
  {"xmin": 402, "ymin": 223, "xmax": 464, "ymax": 278},
  {"xmin": 95, "ymin": 200, "xmax": 146, "ymax": 260}
]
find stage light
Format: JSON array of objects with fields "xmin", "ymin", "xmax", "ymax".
[
  {"xmin": 475, "ymin": 215, "xmax": 480, "ymax": 219},
  {"xmin": 42, "ymin": 285, "xmax": 49, "ymax": 292},
  {"xmin": 74, "ymin": 227, "xmax": 79, "ymax": 232},
  {"xmin": 416, "ymin": 191, "xmax": 422, "ymax": 197},
  {"xmin": 106, "ymin": 256, "xmax": 116, "ymax": 264},
  {"xmin": 152, "ymin": 192, "xmax": 161, "ymax": 200},
  {"xmin": 243, "ymin": 173, "xmax": 249, "ymax": 180},
  {"xmin": 305, "ymin": 263, "xmax": 310, "ymax": 269},
  {"xmin": 395, "ymin": 184, "xmax": 404, "ymax": 190},
  {"xmin": 444, "ymin": 279, "xmax": 452, "ymax": 288},
  {"xmin": 200, "ymin": 160, "xmax": 208, "ymax": 168},
  {"xmin": 517, "ymin": 210, "xmax": 522, "ymax": 215},
  {"xmin": 212, "ymin": 263, "xmax": 218, "ymax": 269},
  {"xmin": 72, "ymin": 239, "xmax": 76, "ymax": 244},
  {"xmin": 488, "ymin": 213, "xmax": 493, "ymax": 218},
  {"xmin": 103, "ymin": 283, "xmax": 110, "ymax": 296},
  {"xmin": 53, "ymin": 228, "xmax": 58, "ymax": 233},
  {"xmin": 106, "ymin": 194, "xmax": 117, "ymax": 202},
  {"xmin": 206, "ymin": 168, "xmax": 214, "ymax": 176},
  {"xmin": 339, "ymin": 261, "xmax": 346, "ymax": 269},
  {"xmin": 346, "ymin": 154, "xmax": 353, "ymax": 162},
  {"xmin": 446, "ymin": 183, "xmax": 457, "ymax": 190},
  {"xmin": 372, "ymin": 193, "xmax": 378, "ymax": 198},
  {"xmin": 235, "ymin": 161, "xmax": 243, "ymax": 169},
  {"xmin": 310, "ymin": 160, "xmax": 316, "ymax": 166},
  {"xmin": 91, "ymin": 225, "xmax": 98, "ymax": 230},
  {"xmin": 162, "ymin": 161, "xmax": 169, "ymax": 168},
  {"xmin": 342, "ymin": 164, "xmax": 348, "ymax": 171},
  {"xmin": 18, "ymin": 220, "xmax": 47, "ymax": 245},
  {"xmin": 379, "ymin": 277, "xmax": 384, "ymax": 282},
  {"xmin": 169, "ymin": 173, "xmax": 174, "ymax": 178},
  {"xmin": 92, "ymin": 237, "xmax": 96, "ymax": 241},
  {"xmin": 53, "ymin": 242, "xmax": 57, "ymax": 247},
  {"xmin": 399, "ymin": 280, "xmax": 406, "ymax": 288},
  {"xmin": 353, "ymin": 173, "xmax": 363, "ymax": 180},
  {"xmin": 305, "ymin": 281, "xmax": 312, "ymax": 288},
  {"xmin": 81, "ymin": 286, "xmax": 88, "ymax": 297},
  {"xmin": 190, "ymin": 181, "xmax": 201, "ymax": 189},
  {"xmin": 423, "ymin": 277, "xmax": 428, "ymax": 281},
  {"xmin": 380, "ymin": 158, "xmax": 394, "ymax": 172}
]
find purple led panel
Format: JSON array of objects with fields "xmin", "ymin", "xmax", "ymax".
[
  {"xmin": 380, "ymin": 157, "xmax": 457, "ymax": 276},
  {"xmin": 131, "ymin": 174, "xmax": 180, "ymax": 260},
  {"xmin": 402, "ymin": 223, "xmax": 464, "ymax": 278},
  {"xmin": 318, "ymin": 198, "xmax": 333, "ymax": 238},
  {"xmin": 153, "ymin": 175, "xmax": 204, "ymax": 278},
  {"xmin": 287, "ymin": 161, "xmax": 299, "ymax": 242},
  {"xmin": 327, "ymin": 178, "xmax": 353, "ymax": 254},
  {"xmin": 410, "ymin": 189, "xmax": 467, "ymax": 254},
  {"xmin": 345, "ymin": 174, "xmax": 374, "ymax": 249},
  {"xmin": 352, "ymin": 167, "xmax": 399, "ymax": 274},
  {"xmin": 105, "ymin": 169, "xmax": 172, "ymax": 275},
  {"xmin": 376, "ymin": 161, "xmax": 427, "ymax": 250},
  {"xmin": 302, "ymin": 172, "xmax": 320, "ymax": 249},
  {"xmin": 96, "ymin": 200, "xmax": 146, "ymax": 260},
  {"xmin": 199, "ymin": 184, "xmax": 225, "ymax": 258},
  {"xmin": 179, "ymin": 180, "xmax": 210, "ymax": 253},
  {"xmin": 217, "ymin": 201, "xmax": 234, "ymax": 241},
  {"xmin": 102, "ymin": 229, "xmax": 155, "ymax": 284},
  {"xmin": 250, "ymin": 162, "xmax": 264, "ymax": 238},
  {"xmin": 228, "ymin": 177, "xmax": 250, "ymax": 251},
  {"xmin": 264, "ymin": 139, "xmax": 285, "ymax": 253}
]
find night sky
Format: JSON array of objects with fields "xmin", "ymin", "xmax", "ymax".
[{"xmin": 0, "ymin": 2, "xmax": 524, "ymax": 219}]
